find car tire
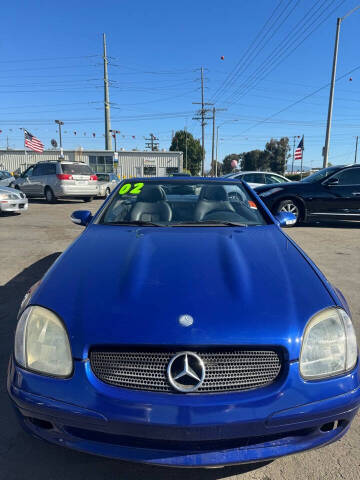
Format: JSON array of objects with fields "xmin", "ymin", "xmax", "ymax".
[
  {"xmin": 45, "ymin": 187, "xmax": 56, "ymax": 204},
  {"xmin": 105, "ymin": 188, "xmax": 111, "ymax": 198},
  {"xmin": 83, "ymin": 197, "xmax": 93, "ymax": 203},
  {"xmin": 276, "ymin": 199, "xmax": 302, "ymax": 226}
]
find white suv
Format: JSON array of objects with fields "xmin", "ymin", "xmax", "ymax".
[{"xmin": 15, "ymin": 161, "xmax": 98, "ymax": 203}]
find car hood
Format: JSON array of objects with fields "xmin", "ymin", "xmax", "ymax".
[
  {"xmin": 255, "ymin": 181, "xmax": 306, "ymax": 193},
  {"xmin": 32, "ymin": 224, "xmax": 334, "ymax": 360},
  {"xmin": 0, "ymin": 185, "xmax": 18, "ymax": 193}
]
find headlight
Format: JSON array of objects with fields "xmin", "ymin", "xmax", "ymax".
[
  {"xmin": 300, "ymin": 308, "xmax": 358, "ymax": 380},
  {"xmin": 259, "ymin": 187, "xmax": 283, "ymax": 197},
  {"xmin": 15, "ymin": 306, "xmax": 72, "ymax": 377},
  {"xmin": 0, "ymin": 193, "xmax": 10, "ymax": 200}
]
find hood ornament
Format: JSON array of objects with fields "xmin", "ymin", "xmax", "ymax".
[{"xmin": 178, "ymin": 314, "xmax": 194, "ymax": 327}]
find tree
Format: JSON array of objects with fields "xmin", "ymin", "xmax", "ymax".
[
  {"xmin": 264, "ymin": 137, "xmax": 290, "ymax": 174},
  {"xmin": 208, "ymin": 161, "xmax": 223, "ymax": 176},
  {"xmin": 222, "ymin": 153, "xmax": 242, "ymax": 174},
  {"xmin": 242, "ymin": 150, "xmax": 266, "ymax": 171},
  {"xmin": 169, "ymin": 130, "xmax": 203, "ymax": 175}
]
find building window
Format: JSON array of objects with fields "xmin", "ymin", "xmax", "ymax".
[
  {"xmin": 144, "ymin": 166, "xmax": 156, "ymax": 176},
  {"xmin": 89, "ymin": 155, "xmax": 114, "ymax": 173},
  {"xmin": 166, "ymin": 167, "xmax": 178, "ymax": 175}
]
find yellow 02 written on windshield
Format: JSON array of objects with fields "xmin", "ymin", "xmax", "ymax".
[{"xmin": 119, "ymin": 183, "xmax": 144, "ymax": 195}]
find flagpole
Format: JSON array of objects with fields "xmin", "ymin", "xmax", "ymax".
[
  {"xmin": 300, "ymin": 136, "xmax": 304, "ymax": 180},
  {"xmin": 23, "ymin": 128, "xmax": 28, "ymax": 167}
]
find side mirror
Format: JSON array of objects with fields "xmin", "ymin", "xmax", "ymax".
[
  {"xmin": 275, "ymin": 212, "xmax": 297, "ymax": 227},
  {"xmin": 71, "ymin": 210, "xmax": 92, "ymax": 226},
  {"xmin": 325, "ymin": 177, "xmax": 339, "ymax": 186}
]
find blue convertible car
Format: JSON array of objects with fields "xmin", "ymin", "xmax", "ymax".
[{"xmin": 8, "ymin": 177, "xmax": 360, "ymax": 467}]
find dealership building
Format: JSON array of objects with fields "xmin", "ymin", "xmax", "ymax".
[{"xmin": 0, "ymin": 149, "xmax": 183, "ymax": 178}]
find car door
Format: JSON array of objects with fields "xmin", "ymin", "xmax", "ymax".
[
  {"xmin": 320, "ymin": 168, "xmax": 360, "ymax": 217},
  {"xmin": 109, "ymin": 174, "xmax": 118, "ymax": 191},
  {"xmin": 29, "ymin": 164, "xmax": 47, "ymax": 196},
  {"xmin": 0, "ymin": 172, "xmax": 7, "ymax": 186},
  {"xmin": 18, "ymin": 165, "xmax": 36, "ymax": 195},
  {"xmin": 242, "ymin": 173, "xmax": 266, "ymax": 187},
  {"xmin": 264, "ymin": 173, "xmax": 288, "ymax": 185}
]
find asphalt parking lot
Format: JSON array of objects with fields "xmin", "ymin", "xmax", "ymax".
[{"xmin": 0, "ymin": 199, "xmax": 359, "ymax": 480}]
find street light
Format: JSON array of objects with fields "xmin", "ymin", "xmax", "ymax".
[
  {"xmin": 109, "ymin": 129, "xmax": 120, "ymax": 151},
  {"xmin": 323, "ymin": 5, "xmax": 360, "ymax": 168},
  {"xmin": 54, "ymin": 120, "xmax": 64, "ymax": 159}
]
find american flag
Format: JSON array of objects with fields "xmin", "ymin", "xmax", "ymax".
[
  {"xmin": 294, "ymin": 136, "xmax": 304, "ymax": 161},
  {"xmin": 24, "ymin": 129, "xmax": 44, "ymax": 153}
]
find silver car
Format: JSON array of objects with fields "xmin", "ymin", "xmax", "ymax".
[
  {"xmin": 0, "ymin": 170, "xmax": 15, "ymax": 188},
  {"xmin": 96, "ymin": 173, "xmax": 119, "ymax": 198},
  {"xmin": 14, "ymin": 161, "xmax": 98, "ymax": 203},
  {"xmin": 224, "ymin": 171, "xmax": 291, "ymax": 189},
  {"xmin": 0, "ymin": 185, "xmax": 28, "ymax": 213}
]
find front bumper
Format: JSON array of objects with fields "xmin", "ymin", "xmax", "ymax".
[
  {"xmin": 7, "ymin": 357, "xmax": 360, "ymax": 467},
  {"xmin": 0, "ymin": 199, "xmax": 28, "ymax": 212}
]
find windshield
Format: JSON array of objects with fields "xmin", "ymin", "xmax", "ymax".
[
  {"xmin": 98, "ymin": 180, "xmax": 268, "ymax": 226},
  {"xmin": 301, "ymin": 166, "xmax": 340, "ymax": 183},
  {"xmin": 61, "ymin": 163, "xmax": 93, "ymax": 175},
  {"xmin": 96, "ymin": 174, "xmax": 109, "ymax": 181}
]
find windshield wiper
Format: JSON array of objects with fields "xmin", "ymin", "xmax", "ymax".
[
  {"xmin": 105, "ymin": 220, "xmax": 166, "ymax": 227},
  {"xmin": 172, "ymin": 220, "xmax": 248, "ymax": 227}
]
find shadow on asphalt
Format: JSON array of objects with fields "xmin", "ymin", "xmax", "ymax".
[
  {"xmin": 301, "ymin": 220, "xmax": 360, "ymax": 229},
  {"xmin": 0, "ymin": 254, "xmax": 272, "ymax": 480},
  {"xmin": 28, "ymin": 198, "xmax": 92, "ymax": 205}
]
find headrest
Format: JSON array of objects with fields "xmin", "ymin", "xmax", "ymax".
[
  {"xmin": 137, "ymin": 185, "xmax": 165, "ymax": 202},
  {"xmin": 199, "ymin": 185, "xmax": 228, "ymax": 201}
]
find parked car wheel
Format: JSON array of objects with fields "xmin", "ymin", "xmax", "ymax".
[
  {"xmin": 276, "ymin": 199, "xmax": 302, "ymax": 226},
  {"xmin": 45, "ymin": 187, "xmax": 56, "ymax": 204},
  {"xmin": 83, "ymin": 197, "xmax": 93, "ymax": 203}
]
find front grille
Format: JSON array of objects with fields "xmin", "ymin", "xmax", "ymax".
[{"xmin": 90, "ymin": 348, "xmax": 282, "ymax": 393}]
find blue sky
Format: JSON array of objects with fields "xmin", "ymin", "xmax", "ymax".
[{"xmin": 1, "ymin": 0, "xmax": 360, "ymax": 170}]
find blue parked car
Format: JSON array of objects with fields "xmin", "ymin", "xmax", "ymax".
[{"xmin": 7, "ymin": 177, "xmax": 359, "ymax": 468}]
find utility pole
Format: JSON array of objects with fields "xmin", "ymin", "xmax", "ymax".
[
  {"xmin": 215, "ymin": 126, "xmax": 219, "ymax": 177},
  {"xmin": 103, "ymin": 33, "xmax": 112, "ymax": 150},
  {"xmin": 193, "ymin": 67, "xmax": 213, "ymax": 176},
  {"xmin": 55, "ymin": 120, "xmax": 64, "ymax": 159},
  {"xmin": 184, "ymin": 126, "xmax": 188, "ymax": 172},
  {"xmin": 323, "ymin": 18, "xmax": 341, "ymax": 168},
  {"xmin": 323, "ymin": 6, "xmax": 360, "ymax": 168},
  {"xmin": 145, "ymin": 133, "xmax": 159, "ymax": 151},
  {"xmin": 211, "ymin": 107, "xmax": 216, "ymax": 176},
  {"xmin": 210, "ymin": 107, "xmax": 226, "ymax": 176},
  {"xmin": 355, "ymin": 136, "xmax": 359, "ymax": 164}
]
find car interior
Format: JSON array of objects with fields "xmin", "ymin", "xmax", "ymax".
[{"xmin": 101, "ymin": 183, "xmax": 266, "ymax": 225}]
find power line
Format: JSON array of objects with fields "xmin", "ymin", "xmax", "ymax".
[
  {"xmin": 236, "ymin": 63, "xmax": 360, "ymax": 134},
  {"xmin": 210, "ymin": 0, "xmax": 287, "ymax": 102},
  {"xmin": 225, "ymin": 0, "xmax": 346, "ymax": 106}
]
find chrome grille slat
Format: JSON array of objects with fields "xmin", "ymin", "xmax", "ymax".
[{"xmin": 90, "ymin": 349, "xmax": 282, "ymax": 393}]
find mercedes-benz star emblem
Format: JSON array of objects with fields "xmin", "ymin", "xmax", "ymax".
[{"xmin": 167, "ymin": 352, "xmax": 205, "ymax": 393}]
